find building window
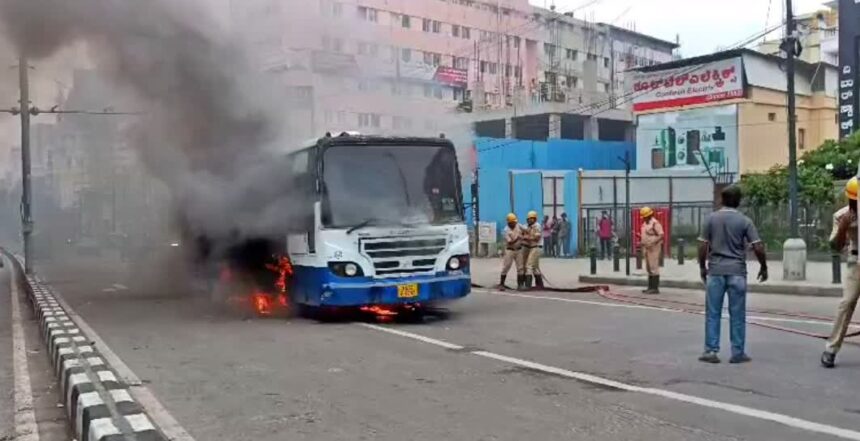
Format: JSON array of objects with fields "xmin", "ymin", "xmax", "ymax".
[
  {"xmin": 358, "ymin": 113, "xmax": 381, "ymax": 128},
  {"xmin": 768, "ymin": 112, "xmax": 776, "ymax": 122},
  {"xmin": 515, "ymin": 66, "xmax": 522, "ymax": 78},
  {"xmin": 358, "ymin": 6, "xmax": 377, "ymax": 22},
  {"xmin": 587, "ymin": 53, "xmax": 598, "ymax": 61},
  {"xmin": 401, "ymin": 14, "xmax": 411, "ymax": 28},
  {"xmin": 544, "ymin": 43, "xmax": 556, "ymax": 57},
  {"xmin": 452, "ymin": 24, "xmax": 461, "ymax": 37},
  {"xmin": 393, "ymin": 116, "xmax": 412, "ymax": 129},
  {"xmin": 505, "ymin": 64, "xmax": 512, "ymax": 77},
  {"xmin": 489, "ymin": 63, "xmax": 497, "ymax": 75},
  {"xmin": 603, "ymin": 57, "xmax": 609, "ymax": 68},
  {"xmin": 432, "ymin": 20, "xmax": 442, "ymax": 33},
  {"xmin": 462, "ymin": 27, "xmax": 471, "ymax": 39},
  {"xmin": 566, "ymin": 75, "xmax": 578, "ymax": 88},
  {"xmin": 566, "ymin": 49, "xmax": 577, "ymax": 60},
  {"xmin": 480, "ymin": 61, "xmax": 487, "ymax": 73},
  {"xmin": 513, "ymin": 36, "xmax": 520, "ymax": 48},
  {"xmin": 423, "ymin": 18, "xmax": 432, "ymax": 32},
  {"xmin": 799, "ymin": 128, "xmax": 806, "ymax": 150},
  {"xmin": 454, "ymin": 56, "xmax": 469, "ymax": 70},
  {"xmin": 401, "ymin": 48, "xmax": 411, "ymax": 62}
]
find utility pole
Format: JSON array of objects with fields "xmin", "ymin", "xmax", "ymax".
[
  {"xmin": 782, "ymin": 0, "xmax": 807, "ymax": 281},
  {"xmin": 19, "ymin": 56, "xmax": 33, "ymax": 274},
  {"xmin": 619, "ymin": 151, "xmax": 631, "ymax": 276}
]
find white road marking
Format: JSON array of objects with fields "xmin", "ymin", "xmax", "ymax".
[
  {"xmin": 360, "ymin": 323, "xmax": 465, "ymax": 350},
  {"xmin": 362, "ymin": 324, "xmax": 860, "ymax": 441},
  {"xmin": 477, "ymin": 289, "xmax": 838, "ymax": 327},
  {"xmin": 46, "ymin": 285, "xmax": 197, "ymax": 441},
  {"xmin": 10, "ymin": 260, "xmax": 41, "ymax": 441},
  {"xmin": 112, "ymin": 284, "xmax": 128, "ymax": 291}
]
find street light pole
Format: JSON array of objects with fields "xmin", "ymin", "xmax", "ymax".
[
  {"xmin": 782, "ymin": 0, "xmax": 807, "ymax": 281},
  {"xmin": 19, "ymin": 56, "xmax": 34, "ymax": 274},
  {"xmin": 786, "ymin": 0, "xmax": 799, "ymax": 238}
]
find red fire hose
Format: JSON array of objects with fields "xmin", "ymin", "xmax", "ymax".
[{"xmin": 474, "ymin": 279, "xmax": 860, "ymax": 341}]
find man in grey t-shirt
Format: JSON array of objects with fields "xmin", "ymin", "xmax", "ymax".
[{"xmin": 697, "ymin": 185, "xmax": 768, "ymax": 364}]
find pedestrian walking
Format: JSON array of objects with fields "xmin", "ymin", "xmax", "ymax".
[
  {"xmin": 697, "ymin": 185, "xmax": 767, "ymax": 364},
  {"xmin": 558, "ymin": 213, "xmax": 571, "ymax": 258},
  {"xmin": 640, "ymin": 207, "xmax": 664, "ymax": 294},
  {"xmin": 523, "ymin": 210, "xmax": 544, "ymax": 288},
  {"xmin": 499, "ymin": 213, "xmax": 526, "ymax": 290},
  {"xmin": 597, "ymin": 211, "xmax": 613, "ymax": 260},
  {"xmin": 551, "ymin": 215, "xmax": 560, "ymax": 257},
  {"xmin": 542, "ymin": 215, "xmax": 554, "ymax": 257},
  {"xmin": 821, "ymin": 177, "xmax": 860, "ymax": 368}
]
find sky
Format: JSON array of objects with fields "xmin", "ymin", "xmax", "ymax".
[{"xmin": 530, "ymin": 0, "xmax": 831, "ymax": 56}]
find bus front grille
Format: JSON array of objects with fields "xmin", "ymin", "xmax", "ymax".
[{"xmin": 361, "ymin": 236, "xmax": 447, "ymax": 278}]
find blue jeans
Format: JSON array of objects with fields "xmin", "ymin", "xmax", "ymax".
[{"xmin": 705, "ymin": 275, "xmax": 748, "ymax": 357}]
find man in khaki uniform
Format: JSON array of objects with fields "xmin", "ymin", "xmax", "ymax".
[
  {"xmin": 523, "ymin": 210, "xmax": 544, "ymax": 289},
  {"xmin": 499, "ymin": 213, "xmax": 526, "ymax": 290},
  {"xmin": 822, "ymin": 177, "xmax": 860, "ymax": 368},
  {"xmin": 640, "ymin": 207, "xmax": 664, "ymax": 294}
]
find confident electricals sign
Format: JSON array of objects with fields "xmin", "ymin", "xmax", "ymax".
[{"xmin": 632, "ymin": 57, "xmax": 744, "ymax": 112}]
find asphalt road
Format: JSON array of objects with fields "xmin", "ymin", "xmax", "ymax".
[{"xmin": 27, "ymin": 257, "xmax": 860, "ymax": 441}]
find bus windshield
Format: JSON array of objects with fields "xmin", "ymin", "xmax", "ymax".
[{"xmin": 322, "ymin": 144, "xmax": 462, "ymax": 228}]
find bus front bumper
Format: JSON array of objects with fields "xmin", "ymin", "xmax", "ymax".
[{"xmin": 319, "ymin": 273, "xmax": 471, "ymax": 307}]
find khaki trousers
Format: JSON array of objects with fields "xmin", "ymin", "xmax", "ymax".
[
  {"xmin": 826, "ymin": 264, "xmax": 860, "ymax": 354},
  {"xmin": 501, "ymin": 248, "xmax": 524, "ymax": 277},
  {"xmin": 524, "ymin": 247, "xmax": 542, "ymax": 275},
  {"xmin": 644, "ymin": 244, "xmax": 661, "ymax": 276}
]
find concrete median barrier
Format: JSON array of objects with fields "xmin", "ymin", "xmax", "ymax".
[{"xmin": 5, "ymin": 253, "xmax": 166, "ymax": 441}]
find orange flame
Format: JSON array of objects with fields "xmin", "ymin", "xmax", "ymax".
[
  {"xmin": 360, "ymin": 305, "xmax": 399, "ymax": 317},
  {"xmin": 252, "ymin": 292, "xmax": 273, "ymax": 316}
]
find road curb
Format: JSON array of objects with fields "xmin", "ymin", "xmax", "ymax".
[
  {"xmin": 5, "ymin": 253, "xmax": 167, "ymax": 441},
  {"xmin": 578, "ymin": 275, "xmax": 842, "ymax": 297}
]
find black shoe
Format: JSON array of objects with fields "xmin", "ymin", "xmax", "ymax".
[
  {"xmin": 498, "ymin": 275, "xmax": 507, "ymax": 291},
  {"xmin": 698, "ymin": 351, "xmax": 720, "ymax": 364},
  {"xmin": 643, "ymin": 276, "xmax": 659, "ymax": 294},
  {"xmin": 517, "ymin": 275, "xmax": 526, "ymax": 291},
  {"xmin": 821, "ymin": 351, "xmax": 836, "ymax": 368},
  {"xmin": 525, "ymin": 275, "xmax": 533, "ymax": 289},
  {"xmin": 729, "ymin": 354, "xmax": 751, "ymax": 364},
  {"xmin": 534, "ymin": 275, "xmax": 544, "ymax": 289}
]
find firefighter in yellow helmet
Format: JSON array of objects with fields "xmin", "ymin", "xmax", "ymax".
[
  {"xmin": 822, "ymin": 177, "xmax": 860, "ymax": 368},
  {"xmin": 523, "ymin": 210, "xmax": 544, "ymax": 288},
  {"xmin": 640, "ymin": 206, "xmax": 664, "ymax": 294},
  {"xmin": 499, "ymin": 213, "xmax": 526, "ymax": 290}
]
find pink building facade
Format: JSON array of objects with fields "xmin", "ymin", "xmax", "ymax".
[{"xmin": 231, "ymin": 0, "xmax": 542, "ymax": 140}]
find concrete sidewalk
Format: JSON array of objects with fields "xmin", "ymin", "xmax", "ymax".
[{"xmin": 472, "ymin": 257, "xmax": 844, "ymax": 297}]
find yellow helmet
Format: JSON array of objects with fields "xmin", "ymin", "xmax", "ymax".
[
  {"xmin": 640, "ymin": 206, "xmax": 654, "ymax": 219},
  {"xmin": 506, "ymin": 213, "xmax": 518, "ymax": 223},
  {"xmin": 846, "ymin": 177, "xmax": 859, "ymax": 201},
  {"xmin": 527, "ymin": 210, "xmax": 539, "ymax": 220}
]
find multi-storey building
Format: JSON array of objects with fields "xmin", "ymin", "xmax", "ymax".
[
  {"xmin": 755, "ymin": 3, "xmax": 839, "ymax": 65},
  {"xmin": 231, "ymin": 0, "xmax": 544, "ymax": 141}
]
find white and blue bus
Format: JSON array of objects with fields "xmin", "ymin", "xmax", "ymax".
[{"xmin": 281, "ymin": 132, "xmax": 471, "ymax": 308}]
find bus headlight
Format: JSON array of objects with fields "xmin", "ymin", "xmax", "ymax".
[
  {"xmin": 328, "ymin": 262, "xmax": 364, "ymax": 277},
  {"xmin": 345, "ymin": 263, "xmax": 358, "ymax": 277},
  {"xmin": 447, "ymin": 255, "xmax": 469, "ymax": 271}
]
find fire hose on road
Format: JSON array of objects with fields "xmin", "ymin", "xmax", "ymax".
[{"xmin": 473, "ymin": 280, "xmax": 860, "ymax": 341}]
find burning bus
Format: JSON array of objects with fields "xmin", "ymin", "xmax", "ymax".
[
  {"xmin": 281, "ymin": 132, "xmax": 471, "ymax": 311},
  {"xmin": 186, "ymin": 132, "xmax": 471, "ymax": 315}
]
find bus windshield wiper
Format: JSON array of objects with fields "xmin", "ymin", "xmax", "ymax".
[{"xmin": 346, "ymin": 217, "xmax": 379, "ymax": 235}]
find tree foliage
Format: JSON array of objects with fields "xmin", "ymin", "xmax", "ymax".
[{"xmin": 740, "ymin": 132, "xmax": 860, "ymax": 205}]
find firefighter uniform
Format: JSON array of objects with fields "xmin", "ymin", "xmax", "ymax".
[
  {"xmin": 523, "ymin": 211, "xmax": 544, "ymax": 288},
  {"xmin": 822, "ymin": 177, "xmax": 860, "ymax": 368},
  {"xmin": 500, "ymin": 214, "xmax": 526, "ymax": 290},
  {"xmin": 640, "ymin": 207, "xmax": 664, "ymax": 294}
]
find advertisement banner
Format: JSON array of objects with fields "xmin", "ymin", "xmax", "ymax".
[
  {"xmin": 838, "ymin": 0, "xmax": 860, "ymax": 139},
  {"xmin": 632, "ymin": 57, "xmax": 744, "ymax": 112},
  {"xmin": 635, "ymin": 104, "xmax": 739, "ymax": 176},
  {"xmin": 435, "ymin": 67, "xmax": 468, "ymax": 88}
]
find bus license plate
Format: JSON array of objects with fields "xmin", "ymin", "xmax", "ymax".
[{"xmin": 397, "ymin": 284, "xmax": 419, "ymax": 298}]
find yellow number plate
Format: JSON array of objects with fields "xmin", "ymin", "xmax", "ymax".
[{"xmin": 397, "ymin": 284, "xmax": 419, "ymax": 298}]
